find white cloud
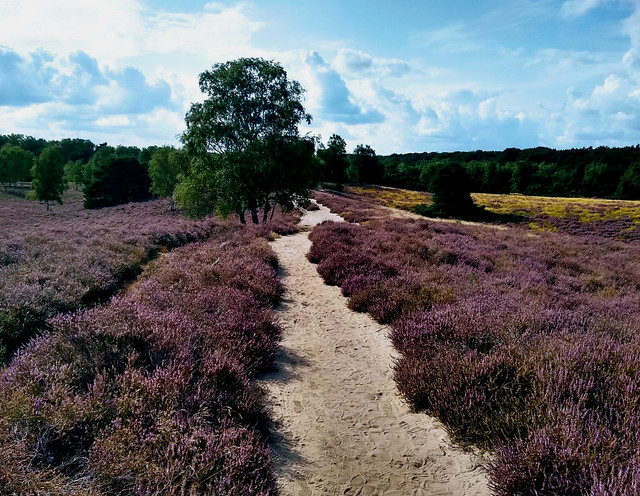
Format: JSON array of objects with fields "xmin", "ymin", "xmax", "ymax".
[
  {"xmin": 622, "ymin": 0, "xmax": 640, "ymax": 73},
  {"xmin": 561, "ymin": 0, "xmax": 612, "ymax": 18},
  {"xmin": 95, "ymin": 115, "xmax": 134, "ymax": 128},
  {"xmin": 301, "ymin": 51, "xmax": 384, "ymax": 125},
  {"xmin": 334, "ymin": 49, "xmax": 412, "ymax": 78},
  {"xmin": 0, "ymin": 0, "xmax": 261, "ymax": 66}
]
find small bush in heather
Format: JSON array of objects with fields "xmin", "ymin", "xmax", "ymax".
[
  {"xmin": 316, "ymin": 249, "xmax": 399, "ymax": 287},
  {"xmin": 346, "ymin": 276, "xmax": 455, "ymax": 324}
]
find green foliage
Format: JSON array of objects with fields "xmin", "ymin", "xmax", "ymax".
[
  {"xmin": 84, "ymin": 144, "xmax": 115, "ymax": 185},
  {"xmin": 148, "ymin": 147, "xmax": 186, "ymax": 198},
  {"xmin": 58, "ymin": 138, "xmax": 95, "ymax": 163},
  {"xmin": 347, "ymin": 144, "xmax": 382, "ymax": 184},
  {"xmin": 317, "ymin": 134, "xmax": 348, "ymax": 190},
  {"xmin": 31, "ymin": 144, "xmax": 66, "ymax": 210},
  {"xmin": 179, "ymin": 57, "xmax": 314, "ymax": 223},
  {"xmin": 379, "ymin": 145, "xmax": 640, "ymax": 200},
  {"xmin": 84, "ymin": 156, "xmax": 151, "ymax": 209},
  {"xmin": 63, "ymin": 160, "xmax": 85, "ymax": 189},
  {"xmin": 0, "ymin": 144, "xmax": 34, "ymax": 188},
  {"xmin": 616, "ymin": 161, "xmax": 640, "ymax": 200},
  {"xmin": 173, "ymin": 156, "xmax": 219, "ymax": 218},
  {"xmin": 0, "ymin": 133, "xmax": 48, "ymax": 156},
  {"xmin": 419, "ymin": 161, "xmax": 477, "ymax": 217}
]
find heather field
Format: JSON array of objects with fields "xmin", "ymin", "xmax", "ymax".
[
  {"xmin": 0, "ymin": 190, "xmax": 297, "ymax": 363},
  {"xmin": 333, "ymin": 185, "xmax": 640, "ymax": 241},
  {"xmin": 311, "ymin": 190, "xmax": 640, "ymax": 494},
  {"xmin": 0, "ymin": 198, "xmax": 297, "ymax": 494}
]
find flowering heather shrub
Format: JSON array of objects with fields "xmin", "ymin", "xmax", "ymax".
[
  {"xmin": 313, "ymin": 190, "xmax": 389, "ymax": 223},
  {"xmin": 0, "ymin": 214, "xmax": 283, "ymax": 494},
  {"xmin": 0, "ymin": 191, "xmax": 297, "ymax": 364},
  {"xmin": 309, "ymin": 213, "xmax": 640, "ymax": 493}
]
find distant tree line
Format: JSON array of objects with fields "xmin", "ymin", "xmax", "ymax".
[
  {"xmin": 4, "ymin": 126, "xmax": 640, "ymax": 214},
  {"xmin": 0, "ymin": 134, "xmax": 159, "ymax": 209},
  {"xmin": 378, "ymin": 146, "xmax": 640, "ymax": 200}
]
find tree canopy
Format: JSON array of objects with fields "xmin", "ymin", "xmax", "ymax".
[
  {"xmin": 317, "ymin": 134, "xmax": 348, "ymax": 191},
  {"xmin": 347, "ymin": 144, "xmax": 382, "ymax": 184},
  {"xmin": 426, "ymin": 161, "xmax": 477, "ymax": 217},
  {"xmin": 84, "ymin": 154, "xmax": 151, "ymax": 209},
  {"xmin": 148, "ymin": 147, "xmax": 187, "ymax": 198},
  {"xmin": 0, "ymin": 143, "xmax": 34, "ymax": 189},
  {"xmin": 179, "ymin": 57, "xmax": 314, "ymax": 223},
  {"xmin": 30, "ymin": 144, "xmax": 65, "ymax": 210}
]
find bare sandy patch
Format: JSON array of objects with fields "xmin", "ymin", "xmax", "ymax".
[{"xmin": 262, "ymin": 202, "xmax": 491, "ymax": 495}]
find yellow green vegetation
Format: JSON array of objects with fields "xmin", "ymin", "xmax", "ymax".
[
  {"xmin": 350, "ymin": 186, "xmax": 640, "ymax": 224},
  {"xmin": 474, "ymin": 193, "xmax": 640, "ymax": 225},
  {"xmin": 345, "ymin": 186, "xmax": 640, "ymax": 238},
  {"xmin": 347, "ymin": 185, "xmax": 432, "ymax": 211}
]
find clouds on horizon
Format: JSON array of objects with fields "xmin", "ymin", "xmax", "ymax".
[{"xmin": 0, "ymin": 0, "xmax": 639, "ymax": 153}]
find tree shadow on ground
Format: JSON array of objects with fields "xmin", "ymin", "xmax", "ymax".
[{"xmin": 414, "ymin": 203, "xmax": 530, "ymax": 225}]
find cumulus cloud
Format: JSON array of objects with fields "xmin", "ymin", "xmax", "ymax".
[
  {"xmin": 334, "ymin": 49, "xmax": 412, "ymax": 78},
  {"xmin": 0, "ymin": 49, "xmax": 172, "ymax": 114},
  {"xmin": 554, "ymin": 72, "xmax": 640, "ymax": 146},
  {"xmin": 105, "ymin": 66, "xmax": 172, "ymax": 114},
  {"xmin": 0, "ymin": 48, "xmax": 56, "ymax": 105},
  {"xmin": 411, "ymin": 90, "xmax": 540, "ymax": 151},
  {"xmin": 303, "ymin": 51, "xmax": 384, "ymax": 125},
  {"xmin": 0, "ymin": 1, "xmax": 262, "ymax": 66}
]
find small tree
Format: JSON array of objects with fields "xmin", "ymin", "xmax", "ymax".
[
  {"xmin": 0, "ymin": 143, "xmax": 34, "ymax": 189},
  {"xmin": 426, "ymin": 161, "xmax": 477, "ymax": 217},
  {"xmin": 31, "ymin": 144, "xmax": 66, "ymax": 210},
  {"xmin": 179, "ymin": 57, "xmax": 313, "ymax": 223},
  {"xmin": 347, "ymin": 144, "xmax": 382, "ymax": 184},
  {"xmin": 317, "ymin": 134, "xmax": 348, "ymax": 190},
  {"xmin": 416, "ymin": 161, "xmax": 478, "ymax": 218}
]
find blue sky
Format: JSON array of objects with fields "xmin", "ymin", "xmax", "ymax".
[{"xmin": 1, "ymin": 0, "xmax": 639, "ymax": 154}]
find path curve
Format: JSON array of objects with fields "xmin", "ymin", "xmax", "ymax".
[{"xmin": 263, "ymin": 202, "xmax": 491, "ymax": 496}]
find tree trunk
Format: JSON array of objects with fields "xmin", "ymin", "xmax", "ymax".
[
  {"xmin": 248, "ymin": 198, "xmax": 259, "ymax": 224},
  {"xmin": 238, "ymin": 210, "xmax": 246, "ymax": 224},
  {"xmin": 262, "ymin": 202, "xmax": 270, "ymax": 223}
]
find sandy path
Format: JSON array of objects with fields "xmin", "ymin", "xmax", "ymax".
[{"xmin": 262, "ymin": 203, "xmax": 491, "ymax": 496}]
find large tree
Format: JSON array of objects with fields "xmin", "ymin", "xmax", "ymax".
[
  {"xmin": 31, "ymin": 144, "xmax": 66, "ymax": 210},
  {"xmin": 179, "ymin": 57, "xmax": 314, "ymax": 223}
]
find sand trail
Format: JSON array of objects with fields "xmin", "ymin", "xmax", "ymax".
[{"xmin": 262, "ymin": 203, "xmax": 490, "ymax": 496}]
